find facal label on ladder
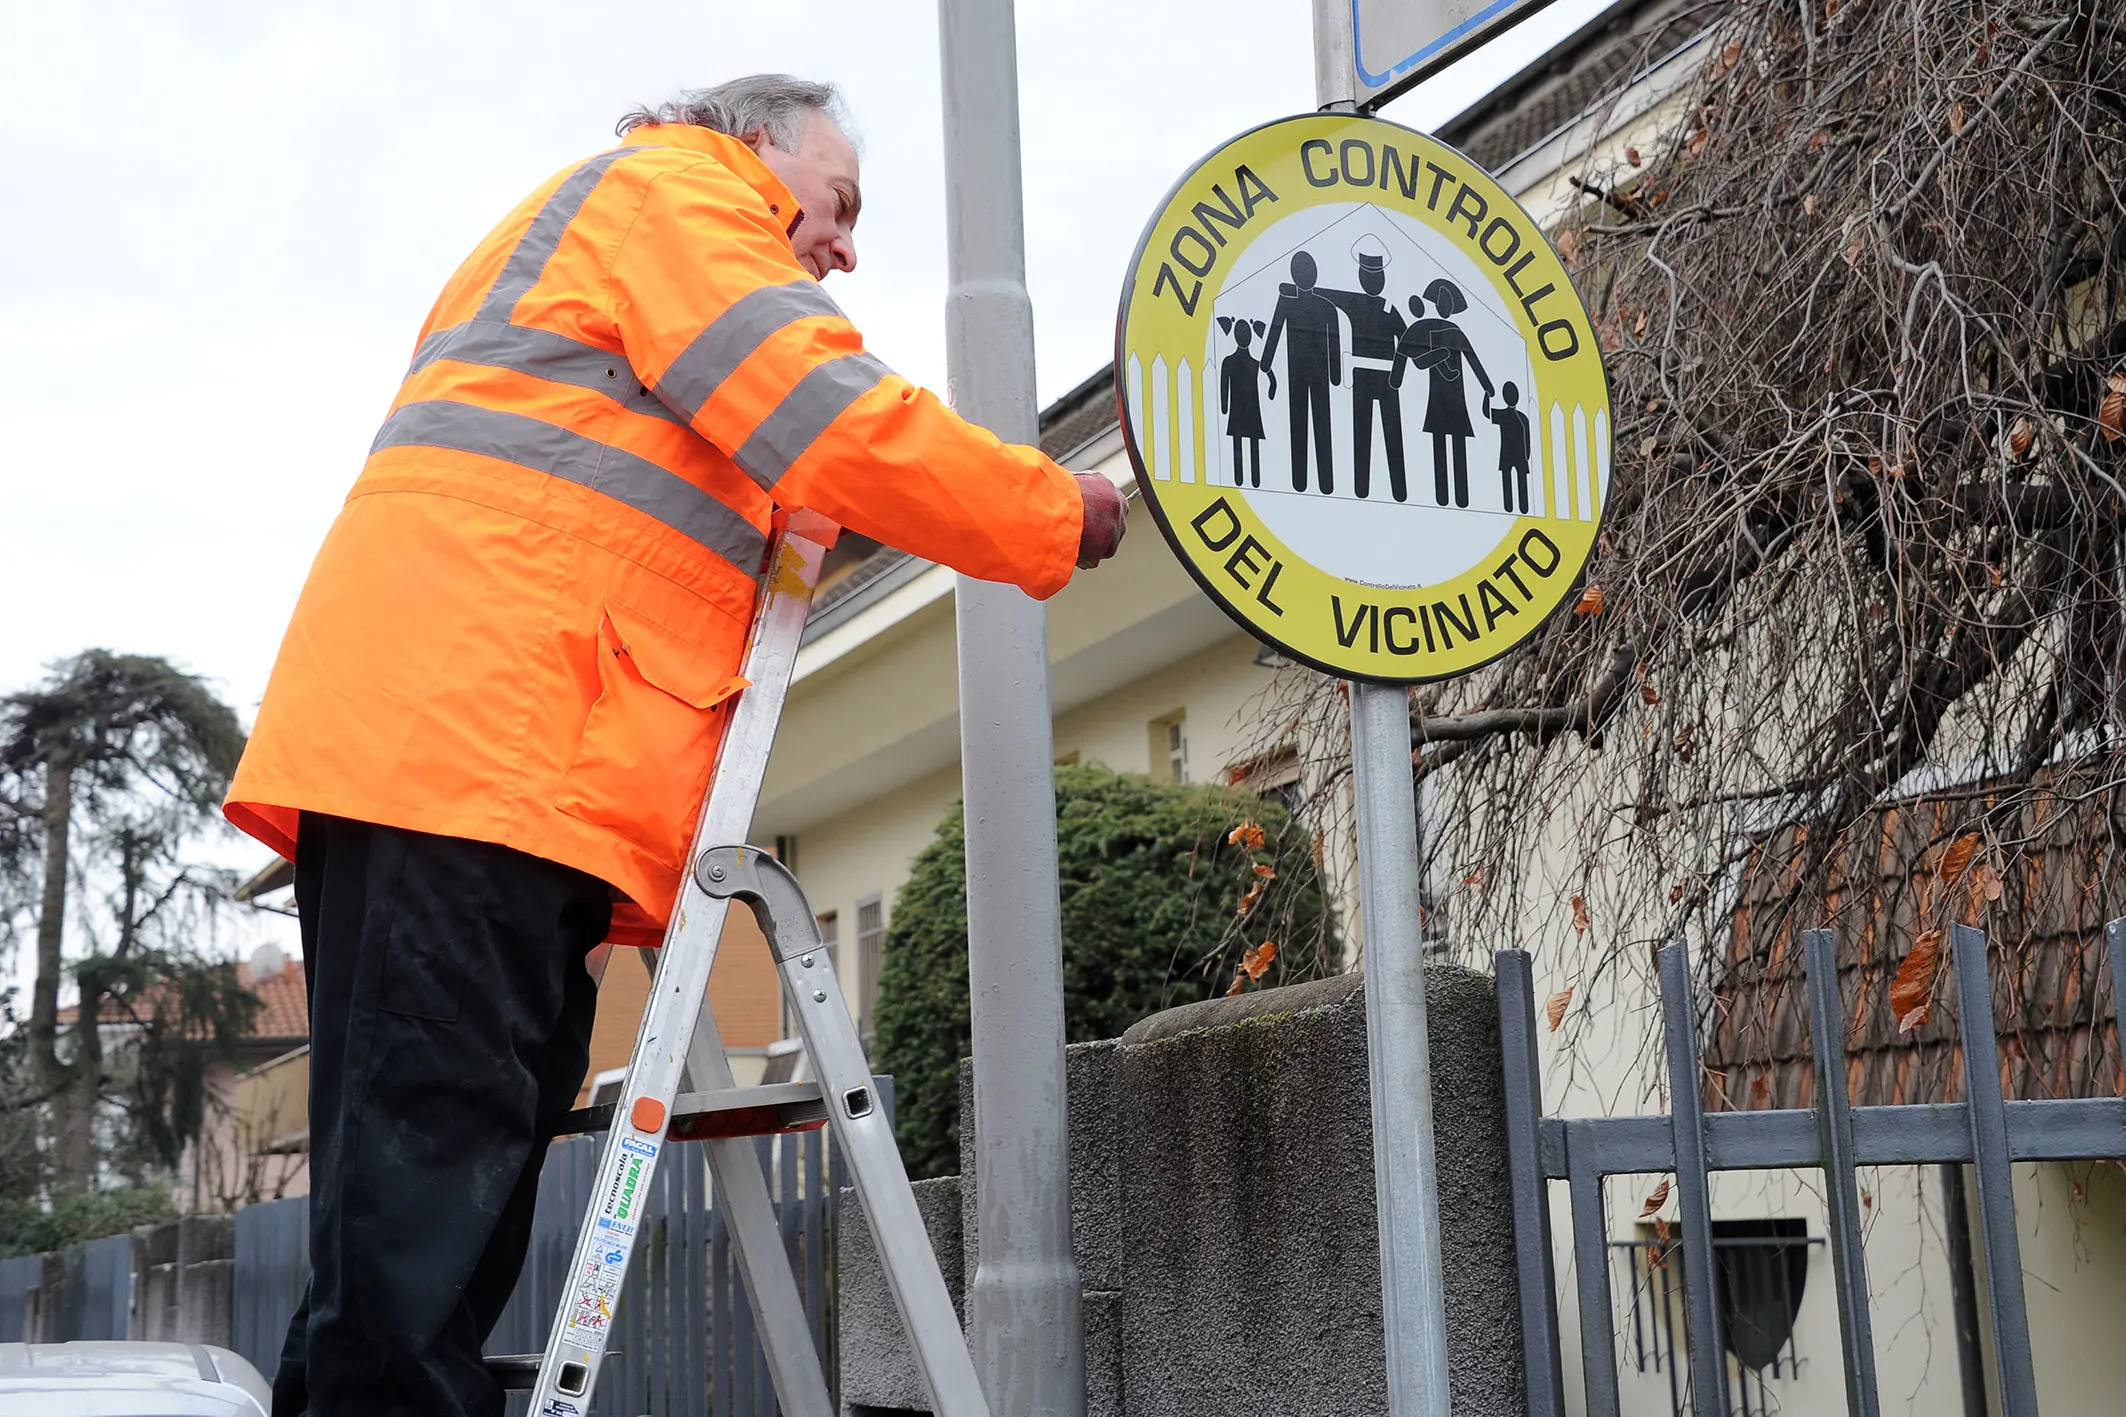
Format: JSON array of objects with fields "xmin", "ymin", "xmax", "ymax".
[
  {"xmin": 539, "ymin": 1399, "xmax": 583, "ymax": 1417},
  {"xmin": 582, "ymin": 1146, "xmax": 652, "ymax": 1252},
  {"xmin": 563, "ymin": 1141, "xmax": 656, "ymax": 1337}
]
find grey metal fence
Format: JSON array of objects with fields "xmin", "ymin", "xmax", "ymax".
[
  {"xmin": 229, "ymin": 1125, "xmax": 841, "ymax": 1416},
  {"xmin": 232, "ymin": 1188, "xmax": 308, "ymax": 1373},
  {"xmin": 0, "ymin": 1255, "xmax": 36, "ymax": 1341},
  {"xmin": 1497, "ymin": 919, "xmax": 2126, "ymax": 1417}
]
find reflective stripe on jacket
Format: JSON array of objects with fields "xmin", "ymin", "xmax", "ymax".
[{"xmin": 225, "ymin": 125, "xmax": 1082, "ymax": 932}]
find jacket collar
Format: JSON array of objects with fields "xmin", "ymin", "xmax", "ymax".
[{"xmin": 620, "ymin": 124, "xmax": 801, "ymax": 233}]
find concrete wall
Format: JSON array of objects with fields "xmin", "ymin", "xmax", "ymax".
[
  {"xmin": 840, "ymin": 968, "xmax": 1525, "ymax": 1416},
  {"xmin": 7, "ymin": 1215, "xmax": 233, "ymax": 1347}
]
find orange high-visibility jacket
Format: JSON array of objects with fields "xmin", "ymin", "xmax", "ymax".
[{"xmin": 226, "ymin": 124, "xmax": 1082, "ymax": 932}]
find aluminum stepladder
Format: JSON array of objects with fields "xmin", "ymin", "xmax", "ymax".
[{"xmin": 522, "ymin": 511, "xmax": 989, "ymax": 1417}]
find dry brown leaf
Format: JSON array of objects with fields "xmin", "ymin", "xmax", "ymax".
[
  {"xmin": 1634, "ymin": 309, "xmax": 1651, "ymax": 338},
  {"xmin": 1973, "ymin": 861, "xmax": 2003, "ymax": 903},
  {"xmin": 1224, "ymin": 971, "xmax": 1248, "ymax": 998},
  {"xmin": 1808, "ymin": 129, "xmax": 1829, "ymax": 154},
  {"xmin": 1464, "ymin": 867, "xmax": 1486, "ymax": 888},
  {"xmin": 1574, "ymin": 585, "xmax": 1606, "ymax": 615},
  {"xmin": 1652, "ymin": 1214, "xmax": 1672, "ymax": 1254},
  {"xmin": 1861, "ymin": 1188, "xmax": 1873, "ymax": 1210},
  {"xmin": 1720, "ymin": 38, "xmax": 1742, "ymax": 71},
  {"xmin": 1750, "ymin": 1076, "xmax": 1771, "ymax": 1108},
  {"xmin": 1236, "ymin": 882, "xmax": 1263, "ymax": 915},
  {"xmin": 1227, "ymin": 821, "xmax": 1266, "ymax": 851},
  {"xmin": 1803, "ymin": 192, "xmax": 1818, "ymax": 217},
  {"xmin": 2008, "ymin": 416, "xmax": 2035, "ymax": 458},
  {"xmin": 1571, "ymin": 894, "xmax": 1591, "ymax": 935},
  {"xmin": 1987, "ymin": 564, "xmax": 2005, "ymax": 588},
  {"xmin": 1253, "ymin": 862, "xmax": 1277, "ymax": 880},
  {"xmin": 1555, "ymin": 229, "xmax": 1580, "ymax": 263},
  {"xmin": 1949, "ymin": 101, "xmax": 1966, "ymax": 136},
  {"xmin": 1242, "ymin": 940, "xmax": 1279, "ymax": 981},
  {"xmin": 1688, "ymin": 126, "xmax": 1709, "ymax": 159},
  {"xmin": 1640, "ymin": 683, "xmax": 1661, "ymax": 706},
  {"xmin": 1626, "ymin": 145, "xmax": 1642, "ymax": 167},
  {"xmin": 1674, "ymin": 724, "xmax": 1697, "ymax": 761},
  {"xmin": 1640, "ymin": 1178, "xmax": 1671, "ymax": 1218},
  {"xmin": 1545, "ymin": 988, "xmax": 1573, "ymax": 1031},
  {"xmin": 2101, "ymin": 371, "xmax": 2126, "ymax": 443},
  {"xmin": 1937, "ymin": 833, "xmax": 1981, "ymax": 886},
  {"xmin": 1892, "ymin": 929, "xmax": 1944, "ymax": 1033},
  {"xmin": 1845, "ymin": 226, "xmax": 1866, "ymax": 265}
]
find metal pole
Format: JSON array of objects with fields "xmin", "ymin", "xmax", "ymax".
[
  {"xmin": 1350, "ymin": 678, "xmax": 1455, "ymax": 1417},
  {"xmin": 1317, "ymin": 3, "xmax": 1453, "ymax": 1409},
  {"xmin": 937, "ymin": 3, "xmax": 1086, "ymax": 1416}
]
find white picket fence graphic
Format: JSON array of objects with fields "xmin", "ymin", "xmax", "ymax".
[{"xmin": 1126, "ymin": 351, "xmax": 1608, "ymax": 521}]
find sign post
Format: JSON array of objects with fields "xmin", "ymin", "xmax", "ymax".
[
  {"xmin": 938, "ymin": 1, "xmax": 1087, "ymax": 1415},
  {"xmin": 1350, "ymin": 0, "xmax": 1560, "ymax": 109},
  {"xmin": 1113, "ymin": 28, "xmax": 1610, "ymax": 1407}
]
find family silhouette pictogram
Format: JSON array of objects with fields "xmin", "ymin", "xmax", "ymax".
[{"xmin": 1220, "ymin": 237, "xmax": 1514, "ymax": 510}]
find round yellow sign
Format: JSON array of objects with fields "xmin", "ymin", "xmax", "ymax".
[{"xmin": 1116, "ymin": 113, "xmax": 1611, "ymax": 684}]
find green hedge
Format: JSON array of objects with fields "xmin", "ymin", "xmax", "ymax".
[
  {"xmin": 0, "ymin": 1186, "xmax": 175, "ymax": 1259},
  {"xmin": 871, "ymin": 762, "xmax": 1336, "ymax": 1178}
]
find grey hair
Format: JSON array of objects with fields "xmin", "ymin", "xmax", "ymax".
[{"xmin": 617, "ymin": 74, "xmax": 855, "ymax": 153}]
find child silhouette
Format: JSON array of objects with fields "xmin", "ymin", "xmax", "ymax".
[
  {"xmin": 1484, "ymin": 381, "xmax": 1534, "ymax": 514},
  {"xmin": 1218, "ymin": 316, "xmax": 1277, "ymax": 488}
]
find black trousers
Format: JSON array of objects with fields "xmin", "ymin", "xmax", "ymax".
[
  {"xmin": 275, "ymin": 814, "xmax": 610, "ymax": 1417},
  {"xmin": 1350, "ymin": 369, "xmax": 1406, "ymax": 501},
  {"xmin": 1287, "ymin": 372, "xmax": 1335, "ymax": 493}
]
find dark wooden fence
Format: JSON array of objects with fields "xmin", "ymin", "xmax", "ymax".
[{"xmin": 3, "ymin": 1125, "xmax": 840, "ymax": 1417}]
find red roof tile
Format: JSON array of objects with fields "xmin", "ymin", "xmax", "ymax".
[{"xmin": 54, "ymin": 958, "xmax": 308, "ymax": 1041}]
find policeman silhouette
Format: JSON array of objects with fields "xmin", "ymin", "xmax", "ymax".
[
  {"xmin": 1318, "ymin": 235, "xmax": 1410, "ymax": 500},
  {"xmin": 1259, "ymin": 251, "xmax": 1342, "ymax": 494}
]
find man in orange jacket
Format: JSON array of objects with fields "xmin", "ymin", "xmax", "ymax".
[{"xmin": 226, "ymin": 75, "xmax": 1125, "ymax": 1417}]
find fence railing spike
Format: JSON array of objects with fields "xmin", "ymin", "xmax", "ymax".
[
  {"xmin": 1802, "ymin": 927, "xmax": 1882, "ymax": 1417},
  {"xmin": 1657, "ymin": 937, "xmax": 1731, "ymax": 1417}
]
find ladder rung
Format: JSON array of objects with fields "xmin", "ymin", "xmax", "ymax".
[
  {"xmin": 485, "ymin": 1353, "xmax": 570, "ymax": 1390},
  {"xmin": 551, "ymin": 1080, "xmax": 828, "ymax": 1141}
]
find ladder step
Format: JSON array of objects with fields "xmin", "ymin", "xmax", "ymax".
[
  {"xmin": 552, "ymin": 1080, "xmax": 827, "ymax": 1141},
  {"xmin": 485, "ymin": 1353, "xmax": 563, "ymax": 1390}
]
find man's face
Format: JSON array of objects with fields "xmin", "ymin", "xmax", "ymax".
[{"xmin": 749, "ymin": 110, "xmax": 862, "ymax": 280}]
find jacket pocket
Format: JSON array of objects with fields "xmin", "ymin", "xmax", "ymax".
[{"xmin": 555, "ymin": 600, "xmax": 747, "ymax": 870}]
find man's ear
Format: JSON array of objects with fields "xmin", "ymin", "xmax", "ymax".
[{"xmin": 738, "ymin": 127, "xmax": 771, "ymax": 155}]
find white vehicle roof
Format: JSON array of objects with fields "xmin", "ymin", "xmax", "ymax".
[{"xmin": 0, "ymin": 1342, "xmax": 270, "ymax": 1417}]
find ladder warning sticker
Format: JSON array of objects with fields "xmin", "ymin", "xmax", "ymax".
[
  {"xmin": 539, "ymin": 1400, "xmax": 582, "ymax": 1417},
  {"xmin": 1117, "ymin": 112, "xmax": 1610, "ymax": 684},
  {"xmin": 565, "ymin": 1234, "xmax": 633, "ymax": 1336}
]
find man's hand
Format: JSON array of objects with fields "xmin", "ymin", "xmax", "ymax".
[{"xmin": 1074, "ymin": 473, "xmax": 1127, "ymax": 569}]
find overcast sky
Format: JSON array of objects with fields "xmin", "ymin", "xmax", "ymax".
[{"xmin": 0, "ymin": 0, "xmax": 1612, "ymax": 954}]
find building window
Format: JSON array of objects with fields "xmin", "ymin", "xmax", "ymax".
[
  {"xmin": 1228, "ymin": 745, "xmax": 1302, "ymax": 817},
  {"xmin": 856, "ymin": 895, "xmax": 886, "ymax": 1030},
  {"xmin": 1612, "ymin": 1218, "xmax": 1819, "ymax": 1416},
  {"xmin": 586, "ymin": 1067, "xmax": 628, "ymax": 1110},
  {"xmin": 772, "ymin": 834, "xmax": 799, "ymax": 871},
  {"xmin": 1149, "ymin": 710, "xmax": 1188, "ymax": 783}
]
